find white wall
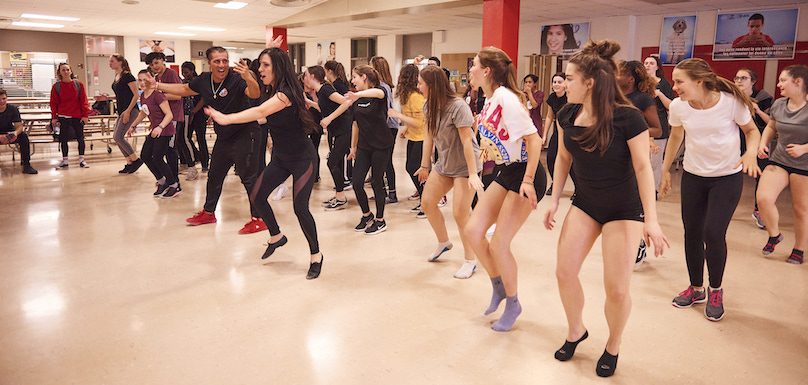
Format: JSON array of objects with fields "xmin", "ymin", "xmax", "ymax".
[
  {"xmin": 432, "ymin": 26, "xmax": 483, "ymax": 59},
  {"xmin": 123, "ymin": 36, "xmax": 192, "ymax": 74}
]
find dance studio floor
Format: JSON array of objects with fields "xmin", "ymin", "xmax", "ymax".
[{"xmin": 1, "ymin": 142, "xmax": 806, "ymax": 385}]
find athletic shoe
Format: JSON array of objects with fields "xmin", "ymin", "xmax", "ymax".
[
  {"xmin": 453, "ymin": 260, "xmax": 477, "ymax": 279},
  {"xmin": 271, "ymin": 184, "xmax": 288, "ymax": 201},
  {"xmin": 486, "ymin": 224, "xmax": 496, "ymax": 237},
  {"xmin": 354, "ymin": 213, "xmax": 375, "ymax": 232},
  {"xmin": 416, "ymin": 210, "xmax": 426, "ymax": 219},
  {"xmin": 408, "ymin": 191, "xmax": 421, "ymax": 200},
  {"xmin": 79, "ymin": 161, "xmax": 89, "ymax": 168},
  {"xmin": 410, "ymin": 203, "xmax": 421, "ymax": 213},
  {"xmin": 186, "ymin": 167, "xmax": 199, "ymax": 181},
  {"xmin": 22, "ymin": 165, "xmax": 38, "ymax": 174},
  {"xmin": 322, "ymin": 196, "xmax": 337, "ymax": 206},
  {"xmin": 762, "ymin": 233, "xmax": 784, "ymax": 255},
  {"xmin": 343, "ymin": 182, "xmax": 353, "ymax": 191},
  {"xmin": 128, "ymin": 159, "xmax": 144, "ymax": 173},
  {"xmin": 634, "ymin": 239, "xmax": 647, "ymax": 269},
  {"xmin": 545, "ymin": 184, "xmax": 553, "ymax": 196},
  {"xmin": 118, "ymin": 164, "xmax": 131, "ymax": 174},
  {"xmin": 56, "ymin": 160, "xmax": 69, "ymax": 169},
  {"xmin": 752, "ymin": 210, "xmax": 766, "ymax": 229},
  {"xmin": 438, "ymin": 196, "xmax": 447, "ymax": 207},
  {"xmin": 704, "ymin": 287, "xmax": 725, "ymax": 321},
  {"xmin": 306, "ymin": 255, "xmax": 323, "ymax": 280},
  {"xmin": 160, "ymin": 185, "xmax": 181, "ymax": 199},
  {"xmin": 672, "ymin": 286, "xmax": 707, "ymax": 308},
  {"xmin": 364, "ymin": 219, "xmax": 387, "ymax": 235},
  {"xmin": 386, "ymin": 191, "xmax": 398, "ymax": 204},
  {"xmin": 186, "ymin": 210, "xmax": 217, "ymax": 226},
  {"xmin": 787, "ymin": 250, "xmax": 804, "ymax": 265},
  {"xmin": 324, "ymin": 199, "xmax": 348, "ymax": 211},
  {"xmin": 153, "ymin": 183, "xmax": 169, "ymax": 197},
  {"xmin": 239, "ymin": 217, "xmax": 267, "ymax": 234}
]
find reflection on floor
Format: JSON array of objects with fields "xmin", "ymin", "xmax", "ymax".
[{"xmin": 1, "ymin": 143, "xmax": 805, "ymax": 385}]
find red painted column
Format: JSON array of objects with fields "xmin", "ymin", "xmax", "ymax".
[
  {"xmin": 267, "ymin": 26, "xmax": 288, "ymax": 51},
  {"xmin": 481, "ymin": 0, "xmax": 520, "ymax": 66}
]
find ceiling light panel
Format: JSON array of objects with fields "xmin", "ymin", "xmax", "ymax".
[{"xmin": 20, "ymin": 13, "xmax": 79, "ymax": 21}]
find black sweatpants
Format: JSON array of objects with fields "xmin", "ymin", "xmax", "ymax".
[
  {"xmin": 327, "ymin": 133, "xmax": 351, "ymax": 193},
  {"xmin": 353, "ymin": 147, "xmax": 390, "ymax": 218},
  {"xmin": 203, "ymin": 131, "xmax": 260, "ymax": 217},
  {"xmin": 141, "ymin": 135, "xmax": 176, "ymax": 185},
  {"xmin": 57, "ymin": 117, "xmax": 85, "ymax": 157},
  {"xmin": 189, "ymin": 113, "xmax": 209, "ymax": 169},
  {"xmin": 251, "ymin": 156, "xmax": 319, "ymax": 254},
  {"xmin": 175, "ymin": 118, "xmax": 195, "ymax": 167},
  {"xmin": 384, "ymin": 128, "xmax": 398, "ymax": 193},
  {"xmin": 6, "ymin": 131, "xmax": 32, "ymax": 165},
  {"xmin": 681, "ymin": 171, "xmax": 743, "ymax": 288},
  {"xmin": 309, "ymin": 132, "xmax": 322, "ymax": 181},
  {"xmin": 405, "ymin": 140, "xmax": 423, "ymax": 196}
]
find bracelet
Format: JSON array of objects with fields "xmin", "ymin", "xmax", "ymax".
[{"xmin": 420, "ymin": 164, "xmax": 431, "ymax": 169}]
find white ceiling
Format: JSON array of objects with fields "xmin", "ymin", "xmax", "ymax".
[{"xmin": 0, "ymin": 0, "xmax": 798, "ymax": 45}]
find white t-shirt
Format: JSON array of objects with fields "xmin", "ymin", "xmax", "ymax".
[
  {"xmin": 669, "ymin": 91, "xmax": 752, "ymax": 177},
  {"xmin": 476, "ymin": 86, "xmax": 537, "ymax": 164}
]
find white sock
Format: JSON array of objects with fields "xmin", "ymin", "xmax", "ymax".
[
  {"xmin": 428, "ymin": 241, "xmax": 453, "ymax": 262},
  {"xmin": 453, "ymin": 260, "xmax": 477, "ymax": 279},
  {"xmin": 486, "ymin": 224, "xmax": 497, "ymax": 237}
]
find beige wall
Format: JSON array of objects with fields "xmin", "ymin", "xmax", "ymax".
[{"xmin": 0, "ymin": 29, "xmax": 87, "ymax": 84}]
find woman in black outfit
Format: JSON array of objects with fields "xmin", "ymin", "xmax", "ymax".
[
  {"xmin": 324, "ymin": 60, "xmax": 353, "ymax": 189},
  {"xmin": 180, "ymin": 62, "xmax": 209, "ymax": 171},
  {"xmin": 543, "ymin": 72, "xmax": 571, "ymax": 195},
  {"xmin": 206, "ymin": 48, "xmax": 323, "ymax": 280},
  {"xmin": 301, "ymin": 72, "xmax": 323, "ymax": 183},
  {"xmin": 644, "ymin": 55, "xmax": 674, "ymax": 192}
]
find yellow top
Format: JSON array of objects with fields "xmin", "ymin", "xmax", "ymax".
[{"xmin": 401, "ymin": 92, "xmax": 426, "ymax": 141}]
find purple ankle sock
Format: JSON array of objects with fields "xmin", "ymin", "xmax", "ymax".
[
  {"xmin": 492, "ymin": 295, "xmax": 522, "ymax": 332},
  {"xmin": 484, "ymin": 276, "xmax": 506, "ymax": 315}
]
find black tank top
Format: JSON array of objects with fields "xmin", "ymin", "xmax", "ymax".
[{"xmin": 267, "ymin": 92, "xmax": 316, "ymax": 161}]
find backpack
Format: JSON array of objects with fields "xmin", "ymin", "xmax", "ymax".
[{"xmin": 54, "ymin": 79, "xmax": 83, "ymax": 104}]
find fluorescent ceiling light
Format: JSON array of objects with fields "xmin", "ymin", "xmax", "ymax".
[
  {"xmin": 154, "ymin": 31, "xmax": 196, "ymax": 36},
  {"xmin": 12, "ymin": 21, "xmax": 64, "ymax": 28},
  {"xmin": 104, "ymin": 40, "xmax": 116, "ymax": 43},
  {"xmin": 214, "ymin": 1, "xmax": 247, "ymax": 10},
  {"xmin": 21, "ymin": 13, "xmax": 79, "ymax": 22},
  {"xmin": 222, "ymin": 46, "xmax": 238, "ymax": 49},
  {"xmin": 179, "ymin": 26, "xmax": 226, "ymax": 32}
]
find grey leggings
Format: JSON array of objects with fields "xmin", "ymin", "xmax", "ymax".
[{"xmin": 113, "ymin": 112, "xmax": 136, "ymax": 157}]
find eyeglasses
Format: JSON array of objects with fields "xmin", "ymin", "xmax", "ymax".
[{"xmin": 734, "ymin": 76, "xmax": 750, "ymax": 81}]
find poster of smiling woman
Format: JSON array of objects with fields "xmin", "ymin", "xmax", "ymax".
[
  {"xmin": 713, "ymin": 8, "xmax": 799, "ymax": 60},
  {"xmin": 659, "ymin": 15, "xmax": 697, "ymax": 65},
  {"xmin": 540, "ymin": 22, "xmax": 590, "ymax": 56}
]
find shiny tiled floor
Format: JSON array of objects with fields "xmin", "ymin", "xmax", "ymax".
[{"xmin": 1, "ymin": 142, "xmax": 806, "ymax": 385}]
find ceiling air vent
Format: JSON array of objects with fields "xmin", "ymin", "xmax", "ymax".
[{"xmin": 269, "ymin": 0, "xmax": 311, "ymax": 7}]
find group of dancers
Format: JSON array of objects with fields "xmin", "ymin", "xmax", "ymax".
[{"xmin": 46, "ymin": 35, "xmax": 806, "ymax": 378}]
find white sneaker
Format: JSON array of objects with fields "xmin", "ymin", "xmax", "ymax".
[
  {"xmin": 453, "ymin": 260, "xmax": 477, "ymax": 279},
  {"xmin": 271, "ymin": 184, "xmax": 288, "ymax": 201},
  {"xmin": 185, "ymin": 167, "xmax": 199, "ymax": 181},
  {"xmin": 486, "ymin": 224, "xmax": 496, "ymax": 237}
]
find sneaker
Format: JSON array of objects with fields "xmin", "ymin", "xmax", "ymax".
[
  {"xmin": 22, "ymin": 165, "xmax": 38, "ymax": 174},
  {"xmin": 79, "ymin": 161, "xmax": 89, "ymax": 168},
  {"xmin": 118, "ymin": 164, "xmax": 131, "ymax": 174},
  {"xmin": 56, "ymin": 160, "xmax": 69, "ymax": 169},
  {"xmin": 672, "ymin": 286, "xmax": 707, "ymax": 308},
  {"xmin": 752, "ymin": 210, "xmax": 766, "ymax": 229},
  {"xmin": 186, "ymin": 167, "xmax": 199, "ymax": 181},
  {"xmin": 128, "ymin": 159, "xmax": 144, "ymax": 173},
  {"xmin": 410, "ymin": 203, "xmax": 421, "ymax": 213},
  {"xmin": 545, "ymin": 184, "xmax": 553, "ymax": 196},
  {"xmin": 153, "ymin": 183, "xmax": 169, "ymax": 197},
  {"xmin": 762, "ymin": 233, "xmax": 784, "ymax": 255},
  {"xmin": 787, "ymin": 250, "xmax": 804, "ymax": 265},
  {"xmin": 453, "ymin": 260, "xmax": 477, "ymax": 279},
  {"xmin": 354, "ymin": 213, "xmax": 375, "ymax": 232},
  {"xmin": 704, "ymin": 287, "xmax": 725, "ymax": 321},
  {"xmin": 364, "ymin": 219, "xmax": 387, "ymax": 235},
  {"xmin": 486, "ymin": 224, "xmax": 496, "ymax": 237},
  {"xmin": 322, "ymin": 196, "xmax": 337, "ymax": 206},
  {"xmin": 438, "ymin": 196, "xmax": 447, "ymax": 207},
  {"xmin": 160, "ymin": 185, "xmax": 181, "ymax": 198},
  {"xmin": 386, "ymin": 191, "xmax": 398, "ymax": 204},
  {"xmin": 238, "ymin": 217, "xmax": 267, "ymax": 234},
  {"xmin": 324, "ymin": 199, "xmax": 348, "ymax": 211},
  {"xmin": 272, "ymin": 184, "xmax": 288, "ymax": 201},
  {"xmin": 408, "ymin": 191, "xmax": 421, "ymax": 201},
  {"xmin": 416, "ymin": 210, "xmax": 426, "ymax": 219},
  {"xmin": 634, "ymin": 239, "xmax": 647, "ymax": 269},
  {"xmin": 343, "ymin": 182, "xmax": 353, "ymax": 191},
  {"xmin": 186, "ymin": 210, "xmax": 217, "ymax": 226}
]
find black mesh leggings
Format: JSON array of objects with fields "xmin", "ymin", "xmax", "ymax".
[
  {"xmin": 251, "ymin": 157, "xmax": 319, "ymax": 255},
  {"xmin": 681, "ymin": 171, "xmax": 743, "ymax": 288}
]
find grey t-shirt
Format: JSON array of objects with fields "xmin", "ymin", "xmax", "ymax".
[
  {"xmin": 769, "ymin": 97, "xmax": 808, "ymax": 171},
  {"xmin": 429, "ymin": 97, "xmax": 481, "ymax": 177}
]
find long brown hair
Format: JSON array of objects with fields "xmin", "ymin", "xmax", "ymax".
[
  {"xmin": 56, "ymin": 63, "xmax": 75, "ymax": 82},
  {"xmin": 619, "ymin": 60, "xmax": 656, "ymax": 97},
  {"xmin": 784, "ymin": 64, "xmax": 808, "ymax": 94},
  {"xmin": 477, "ymin": 46, "xmax": 525, "ymax": 106},
  {"xmin": 395, "ymin": 64, "xmax": 420, "ymax": 105},
  {"xmin": 110, "ymin": 54, "xmax": 131, "ymax": 74},
  {"xmin": 421, "ymin": 66, "xmax": 455, "ymax": 137},
  {"xmin": 324, "ymin": 60, "xmax": 348, "ymax": 85},
  {"xmin": 675, "ymin": 58, "xmax": 755, "ymax": 114},
  {"xmin": 370, "ymin": 56, "xmax": 394, "ymax": 88},
  {"xmin": 352, "ymin": 65, "xmax": 380, "ymax": 88},
  {"xmin": 568, "ymin": 40, "xmax": 631, "ymax": 155}
]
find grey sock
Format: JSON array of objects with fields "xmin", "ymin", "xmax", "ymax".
[
  {"xmin": 157, "ymin": 177, "xmax": 166, "ymax": 185},
  {"xmin": 492, "ymin": 295, "xmax": 522, "ymax": 332},
  {"xmin": 484, "ymin": 276, "xmax": 506, "ymax": 315}
]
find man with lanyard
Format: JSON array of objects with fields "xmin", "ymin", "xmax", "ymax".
[
  {"xmin": 147, "ymin": 38, "xmax": 282, "ymax": 234},
  {"xmin": 146, "ymin": 52, "xmax": 183, "ymax": 191}
]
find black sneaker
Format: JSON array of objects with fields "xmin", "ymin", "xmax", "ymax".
[
  {"xmin": 22, "ymin": 164, "xmax": 38, "ymax": 174},
  {"xmin": 410, "ymin": 203, "xmax": 421, "ymax": 213},
  {"xmin": 343, "ymin": 181, "xmax": 352, "ymax": 190},
  {"xmin": 354, "ymin": 213, "xmax": 374, "ymax": 232},
  {"xmin": 161, "ymin": 185, "xmax": 181, "ymax": 199},
  {"xmin": 324, "ymin": 199, "xmax": 348, "ymax": 211},
  {"xmin": 154, "ymin": 183, "xmax": 169, "ymax": 197},
  {"xmin": 128, "ymin": 159, "xmax": 144, "ymax": 173},
  {"xmin": 79, "ymin": 161, "xmax": 89, "ymax": 168},
  {"xmin": 364, "ymin": 219, "xmax": 387, "ymax": 235},
  {"xmin": 634, "ymin": 239, "xmax": 647, "ymax": 269},
  {"xmin": 118, "ymin": 164, "xmax": 131, "ymax": 174},
  {"xmin": 386, "ymin": 191, "xmax": 398, "ymax": 204},
  {"xmin": 416, "ymin": 210, "xmax": 426, "ymax": 219}
]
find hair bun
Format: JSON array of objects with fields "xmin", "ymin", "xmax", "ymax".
[{"xmin": 581, "ymin": 39, "xmax": 621, "ymax": 60}]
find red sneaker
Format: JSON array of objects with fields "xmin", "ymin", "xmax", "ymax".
[
  {"xmin": 239, "ymin": 217, "xmax": 267, "ymax": 234},
  {"xmin": 186, "ymin": 210, "xmax": 217, "ymax": 226}
]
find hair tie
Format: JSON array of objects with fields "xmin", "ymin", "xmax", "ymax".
[{"xmin": 505, "ymin": 59, "xmax": 513, "ymax": 65}]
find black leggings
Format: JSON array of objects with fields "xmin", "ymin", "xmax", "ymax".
[
  {"xmin": 175, "ymin": 119, "xmax": 195, "ymax": 167},
  {"xmin": 384, "ymin": 128, "xmax": 398, "ymax": 193},
  {"xmin": 353, "ymin": 147, "xmax": 390, "ymax": 218},
  {"xmin": 204, "ymin": 132, "xmax": 260, "ymax": 217},
  {"xmin": 681, "ymin": 171, "xmax": 743, "ymax": 288},
  {"xmin": 309, "ymin": 132, "xmax": 322, "ymax": 181},
  {"xmin": 405, "ymin": 140, "xmax": 424, "ymax": 196},
  {"xmin": 251, "ymin": 156, "xmax": 319, "ymax": 254},
  {"xmin": 58, "ymin": 117, "xmax": 85, "ymax": 157},
  {"xmin": 547, "ymin": 128, "xmax": 576, "ymax": 186},
  {"xmin": 189, "ymin": 113, "xmax": 209, "ymax": 169},
  {"xmin": 141, "ymin": 135, "xmax": 177, "ymax": 185},
  {"xmin": 327, "ymin": 133, "xmax": 351, "ymax": 193}
]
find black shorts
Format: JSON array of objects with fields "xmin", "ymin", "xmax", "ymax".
[
  {"xmin": 767, "ymin": 161, "xmax": 808, "ymax": 177},
  {"xmin": 572, "ymin": 194, "xmax": 644, "ymax": 225},
  {"xmin": 494, "ymin": 162, "xmax": 548, "ymax": 194}
]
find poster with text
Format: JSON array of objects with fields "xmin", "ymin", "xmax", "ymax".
[
  {"xmin": 540, "ymin": 22, "xmax": 590, "ymax": 56},
  {"xmin": 713, "ymin": 8, "xmax": 798, "ymax": 60},
  {"xmin": 316, "ymin": 41, "xmax": 336, "ymax": 65},
  {"xmin": 139, "ymin": 39, "xmax": 176, "ymax": 63},
  {"xmin": 659, "ymin": 15, "xmax": 696, "ymax": 64}
]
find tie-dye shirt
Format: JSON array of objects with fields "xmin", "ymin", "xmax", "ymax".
[{"xmin": 476, "ymin": 86, "xmax": 538, "ymax": 164}]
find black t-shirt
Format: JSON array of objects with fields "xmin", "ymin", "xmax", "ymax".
[
  {"xmin": 112, "ymin": 72, "xmax": 136, "ymax": 115},
  {"xmin": 317, "ymin": 83, "xmax": 350, "ymax": 136},
  {"xmin": 0, "ymin": 104, "xmax": 22, "ymax": 133},
  {"xmin": 546, "ymin": 92, "xmax": 568, "ymax": 117},
  {"xmin": 751, "ymin": 89, "xmax": 773, "ymax": 132},
  {"xmin": 558, "ymin": 104, "xmax": 648, "ymax": 201},
  {"xmin": 266, "ymin": 89, "xmax": 316, "ymax": 161},
  {"xmin": 655, "ymin": 78, "xmax": 674, "ymax": 139},
  {"xmin": 189, "ymin": 71, "xmax": 259, "ymax": 140},
  {"xmin": 352, "ymin": 86, "xmax": 393, "ymax": 151},
  {"xmin": 626, "ymin": 90, "xmax": 655, "ymax": 112}
]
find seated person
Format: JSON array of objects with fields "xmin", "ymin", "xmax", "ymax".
[
  {"xmin": 0, "ymin": 89, "xmax": 38, "ymax": 174},
  {"xmin": 732, "ymin": 13, "xmax": 775, "ymax": 48}
]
